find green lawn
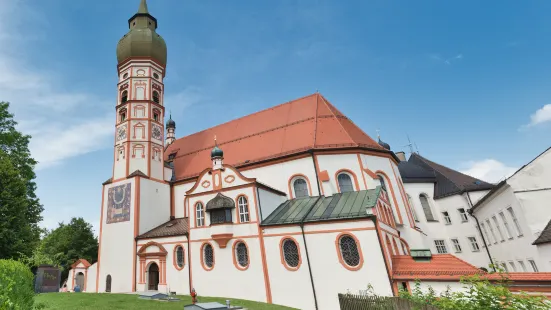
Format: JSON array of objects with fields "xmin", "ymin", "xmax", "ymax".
[{"xmin": 35, "ymin": 293, "xmax": 297, "ymax": 310}]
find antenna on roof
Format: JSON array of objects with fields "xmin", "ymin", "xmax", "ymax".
[
  {"xmin": 376, "ymin": 129, "xmax": 381, "ymax": 140},
  {"xmin": 404, "ymin": 135, "xmax": 420, "ymax": 155}
]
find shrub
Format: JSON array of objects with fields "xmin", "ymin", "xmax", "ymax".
[{"xmin": 0, "ymin": 259, "xmax": 35, "ymax": 310}]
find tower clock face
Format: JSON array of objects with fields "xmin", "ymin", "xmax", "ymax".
[
  {"xmin": 152, "ymin": 125, "xmax": 162, "ymax": 140},
  {"xmin": 117, "ymin": 126, "xmax": 127, "ymax": 141}
]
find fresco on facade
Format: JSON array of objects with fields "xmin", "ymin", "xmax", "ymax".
[{"xmin": 107, "ymin": 183, "xmax": 131, "ymax": 224}]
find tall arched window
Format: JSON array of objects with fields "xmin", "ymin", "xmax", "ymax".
[
  {"xmin": 337, "ymin": 173, "xmax": 354, "ymax": 193},
  {"xmin": 293, "ymin": 178, "xmax": 309, "ymax": 198},
  {"xmin": 407, "ymin": 194, "xmax": 419, "ymax": 222},
  {"xmin": 379, "ymin": 174, "xmax": 397, "ymax": 223},
  {"xmin": 378, "ymin": 175, "xmax": 386, "ymax": 190},
  {"xmin": 195, "ymin": 203, "xmax": 205, "ymax": 227},
  {"xmin": 202, "ymin": 243, "xmax": 214, "ymax": 270},
  {"xmin": 153, "ymin": 91, "xmax": 160, "ymax": 104},
  {"xmin": 119, "ymin": 108, "xmax": 127, "ymax": 122},
  {"xmin": 121, "ymin": 90, "xmax": 128, "ymax": 103},
  {"xmin": 175, "ymin": 246, "xmax": 184, "ymax": 269},
  {"xmin": 338, "ymin": 235, "xmax": 361, "ymax": 267},
  {"xmin": 419, "ymin": 194, "xmax": 435, "ymax": 221},
  {"xmin": 281, "ymin": 238, "xmax": 300, "ymax": 270},
  {"xmin": 238, "ymin": 196, "xmax": 250, "ymax": 223}
]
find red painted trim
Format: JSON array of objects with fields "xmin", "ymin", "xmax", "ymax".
[
  {"xmin": 173, "ymin": 244, "xmax": 185, "ymax": 271},
  {"xmin": 235, "ymin": 194, "xmax": 251, "ymax": 223},
  {"xmin": 335, "ymin": 169, "xmax": 360, "ymax": 193},
  {"xmin": 287, "ymin": 173, "xmax": 312, "ymax": 199},
  {"xmin": 200, "ymin": 242, "xmax": 215, "ymax": 271},
  {"xmin": 375, "ymin": 170, "xmax": 404, "ymax": 225},
  {"xmin": 335, "ymin": 233, "xmax": 364, "ymax": 271},
  {"xmin": 279, "ymin": 236, "xmax": 302, "ymax": 271},
  {"xmin": 232, "ymin": 240, "xmax": 250, "ymax": 271},
  {"xmin": 95, "ymin": 185, "xmax": 105, "ymax": 292},
  {"xmin": 356, "ymin": 154, "xmax": 368, "ymax": 190},
  {"xmin": 253, "ymin": 186, "xmax": 273, "ymax": 303}
]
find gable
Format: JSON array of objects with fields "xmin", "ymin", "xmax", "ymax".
[
  {"xmin": 507, "ymin": 147, "xmax": 551, "ymax": 190},
  {"xmin": 186, "ymin": 165, "xmax": 256, "ymax": 196}
]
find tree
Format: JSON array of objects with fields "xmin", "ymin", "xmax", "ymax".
[
  {"xmin": 0, "ymin": 102, "xmax": 43, "ymax": 259},
  {"xmin": 37, "ymin": 217, "xmax": 98, "ymax": 281}
]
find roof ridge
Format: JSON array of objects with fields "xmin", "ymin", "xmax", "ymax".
[
  {"xmin": 318, "ymin": 95, "xmax": 356, "ymax": 146},
  {"xmin": 413, "ymin": 153, "xmax": 486, "ymax": 189}
]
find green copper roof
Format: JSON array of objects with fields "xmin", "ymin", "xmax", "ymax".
[
  {"xmin": 261, "ymin": 188, "xmax": 381, "ymax": 226},
  {"xmin": 116, "ymin": 0, "xmax": 167, "ymax": 66}
]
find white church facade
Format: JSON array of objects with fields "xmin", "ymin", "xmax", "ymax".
[{"xmin": 66, "ymin": 1, "xmax": 551, "ymax": 309}]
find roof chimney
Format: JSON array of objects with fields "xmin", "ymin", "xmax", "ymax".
[{"xmin": 396, "ymin": 151, "xmax": 406, "ymax": 162}]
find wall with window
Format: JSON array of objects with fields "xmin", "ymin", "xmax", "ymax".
[
  {"xmin": 316, "ymin": 153, "xmax": 364, "ymax": 195},
  {"xmin": 139, "ymin": 178, "xmax": 171, "ymax": 235},
  {"xmin": 257, "ymin": 187, "xmax": 287, "ymax": 221},
  {"xmin": 473, "ymin": 183, "xmax": 551, "ymax": 271},
  {"xmin": 402, "ymin": 182, "xmax": 490, "ymax": 268}
]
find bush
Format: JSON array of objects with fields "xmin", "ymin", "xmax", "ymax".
[{"xmin": 0, "ymin": 259, "xmax": 35, "ymax": 310}]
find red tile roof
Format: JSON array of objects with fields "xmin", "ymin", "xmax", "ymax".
[
  {"xmin": 393, "ymin": 255, "xmax": 551, "ymax": 282},
  {"xmin": 165, "ymin": 93, "xmax": 386, "ymax": 181},
  {"xmin": 392, "ymin": 254, "xmax": 483, "ymax": 280},
  {"xmin": 71, "ymin": 259, "xmax": 92, "ymax": 269}
]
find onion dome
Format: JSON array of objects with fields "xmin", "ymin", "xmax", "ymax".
[
  {"xmin": 116, "ymin": 0, "xmax": 167, "ymax": 66},
  {"xmin": 378, "ymin": 138, "xmax": 391, "ymax": 150},
  {"xmin": 166, "ymin": 114, "xmax": 176, "ymax": 129},
  {"xmin": 211, "ymin": 145, "xmax": 224, "ymax": 159}
]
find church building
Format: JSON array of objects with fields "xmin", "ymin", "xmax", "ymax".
[{"xmin": 66, "ymin": 1, "xmax": 551, "ymax": 309}]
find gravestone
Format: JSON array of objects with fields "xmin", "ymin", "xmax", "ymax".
[{"xmin": 34, "ymin": 265, "xmax": 61, "ymax": 293}]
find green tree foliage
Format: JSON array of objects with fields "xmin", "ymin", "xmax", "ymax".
[
  {"xmin": 0, "ymin": 102, "xmax": 43, "ymax": 259},
  {"xmin": 0, "ymin": 259, "xmax": 36, "ymax": 310},
  {"xmin": 38, "ymin": 218, "xmax": 98, "ymax": 281},
  {"xmin": 400, "ymin": 275, "xmax": 550, "ymax": 310}
]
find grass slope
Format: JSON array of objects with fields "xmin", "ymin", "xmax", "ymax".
[{"xmin": 35, "ymin": 293, "xmax": 297, "ymax": 310}]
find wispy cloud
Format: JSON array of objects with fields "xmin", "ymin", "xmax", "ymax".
[
  {"xmin": 460, "ymin": 159, "xmax": 517, "ymax": 183},
  {"xmin": 429, "ymin": 53, "xmax": 463, "ymax": 65},
  {"xmin": 519, "ymin": 104, "xmax": 551, "ymax": 130}
]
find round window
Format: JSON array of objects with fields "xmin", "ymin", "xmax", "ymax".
[
  {"xmin": 153, "ymin": 73, "xmax": 160, "ymax": 79},
  {"xmin": 123, "ymin": 73, "xmax": 128, "ymax": 79}
]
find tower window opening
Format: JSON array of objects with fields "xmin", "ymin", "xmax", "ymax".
[
  {"xmin": 153, "ymin": 91, "xmax": 160, "ymax": 104},
  {"xmin": 154, "ymin": 113, "xmax": 159, "ymax": 122},
  {"xmin": 121, "ymin": 90, "xmax": 128, "ymax": 103},
  {"xmin": 119, "ymin": 108, "xmax": 127, "ymax": 122}
]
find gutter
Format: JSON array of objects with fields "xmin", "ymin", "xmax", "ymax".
[
  {"xmin": 186, "ymin": 234, "xmax": 192, "ymax": 293},
  {"xmin": 465, "ymin": 192, "xmax": 495, "ymax": 271},
  {"xmin": 299, "ymin": 196, "xmax": 323, "ymax": 310},
  {"xmin": 309, "ymin": 150, "xmax": 322, "ymax": 196}
]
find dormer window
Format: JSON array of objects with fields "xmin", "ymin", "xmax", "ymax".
[{"xmin": 206, "ymin": 193, "xmax": 235, "ymax": 225}]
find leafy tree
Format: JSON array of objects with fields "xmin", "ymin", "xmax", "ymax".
[
  {"xmin": 37, "ymin": 217, "xmax": 98, "ymax": 281},
  {"xmin": 0, "ymin": 102, "xmax": 43, "ymax": 259}
]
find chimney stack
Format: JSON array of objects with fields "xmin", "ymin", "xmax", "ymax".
[{"xmin": 396, "ymin": 152, "xmax": 407, "ymax": 162}]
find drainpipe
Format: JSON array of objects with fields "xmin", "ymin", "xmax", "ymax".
[
  {"xmin": 465, "ymin": 192, "xmax": 495, "ymax": 272},
  {"xmin": 309, "ymin": 151, "xmax": 322, "ymax": 196},
  {"xmin": 299, "ymin": 196, "xmax": 322, "ymax": 310},
  {"xmin": 186, "ymin": 234, "xmax": 192, "ymax": 293},
  {"xmin": 374, "ymin": 217, "xmax": 394, "ymax": 294}
]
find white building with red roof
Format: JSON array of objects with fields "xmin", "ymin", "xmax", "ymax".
[{"xmin": 66, "ymin": 1, "xmax": 551, "ymax": 309}]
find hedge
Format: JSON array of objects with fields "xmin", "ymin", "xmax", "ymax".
[{"xmin": 0, "ymin": 259, "xmax": 35, "ymax": 310}]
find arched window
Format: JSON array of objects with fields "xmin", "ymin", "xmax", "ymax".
[
  {"xmin": 419, "ymin": 194, "xmax": 435, "ymax": 221},
  {"xmin": 281, "ymin": 238, "xmax": 300, "ymax": 269},
  {"xmin": 153, "ymin": 91, "xmax": 160, "ymax": 104},
  {"xmin": 195, "ymin": 203, "xmax": 204, "ymax": 227},
  {"xmin": 175, "ymin": 246, "xmax": 184, "ymax": 269},
  {"xmin": 337, "ymin": 173, "xmax": 354, "ymax": 193},
  {"xmin": 119, "ymin": 108, "xmax": 127, "ymax": 122},
  {"xmin": 105, "ymin": 275, "xmax": 112, "ymax": 292},
  {"xmin": 234, "ymin": 242, "xmax": 249, "ymax": 269},
  {"xmin": 121, "ymin": 90, "xmax": 128, "ymax": 103},
  {"xmin": 202, "ymin": 243, "xmax": 214, "ymax": 269},
  {"xmin": 378, "ymin": 175, "xmax": 386, "ymax": 190},
  {"xmin": 407, "ymin": 194, "xmax": 419, "ymax": 222},
  {"xmin": 238, "ymin": 196, "xmax": 250, "ymax": 223},
  {"xmin": 293, "ymin": 178, "xmax": 309, "ymax": 198},
  {"xmin": 338, "ymin": 235, "xmax": 361, "ymax": 267}
]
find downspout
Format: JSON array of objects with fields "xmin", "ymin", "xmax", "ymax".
[
  {"xmin": 186, "ymin": 234, "xmax": 192, "ymax": 293},
  {"xmin": 299, "ymin": 196, "xmax": 322, "ymax": 310},
  {"xmin": 374, "ymin": 217, "xmax": 394, "ymax": 294},
  {"xmin": 310, "ymin": 151, "xmax": 322, "ymax": 196},
  {"xmin": 465, "ymin": 192, "xmax": 495, "ymax": 271}
]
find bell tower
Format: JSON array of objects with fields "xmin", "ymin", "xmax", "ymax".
[{"xmin": 97, "ymin": 0, "xmax": 171, "ymax": 294}]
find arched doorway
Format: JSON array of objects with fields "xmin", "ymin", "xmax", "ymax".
[
  {"xmin": 106, "ymin": 275, "xmax": 112, "ymax": 292},
  {"xmin": 75, "ymin": 272, "xmax": 84, "ymax": 289},
  {"xmin": 148, "ymin": 263, "xmax": 159, "ymax": 291}
]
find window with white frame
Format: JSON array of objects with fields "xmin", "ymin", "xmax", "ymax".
[
  {"xmin": 458, "ymin": 208, "xmax": 468, "ymax": 222},
  {"xmin": 528, "ymin": 259, "xmax": 538, "ymax": 272},
  {"xmin": 238, "ymin": 196, "xmax": 250, "ymax": 223},
  {"xmin": 293, "ymin": 178, "xmax": 309, "ymax": 198},
  {"xmin": 434, "ymin": 240, "xmax": 448, "ymax": 254},
  {"xmin": 517, "ymin": 260, "xmax": 527, "ymax": 272},
  {"xmin": 443, "ymin": 212, "xmax": 452, "ymax": 225},
  {"xmin": 407, "ymin": 194, "xmax": 419, "ymax": 222},
  {"xmin": 451, "ymin": 239, "xmax": 462, "ymax": 253},
  {"xmin": 492, "ymin": 216, "xmax": 505, "ymax": 242},
  {"xmin": 508, "ymin": 261, "xmax": 517, "ymax": 272},
  {"xmin": 195, "ymin": 203, "xmax": 205, "ymax": 227},
  {"xmin": 507, "ymin": 207, "xmax": 523, "ymax": 237},
  {"xmin": 480, "ymin": 222, "xmax": 491, "ymax": 246},
  {"xmin": 499, "ymin": 212, "xmax": 513, "ymax": 239},
  {"xmin": 486, "ymin": 219, "xmax": 498, "ymax": 244},
  {"xmin": 338, "ymin": 173, "xmax": 354, "ymax": 193},
  {"xmin": 420, "ymin": 194, "xmax": 435, "ymax": 221},
  {"xmin": 468, "ymin": 237, "xmax": 480, "ymax": 252}
]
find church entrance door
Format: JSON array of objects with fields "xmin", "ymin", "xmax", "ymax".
[{"xmin": 148, "ymin": 263, "xmax": 159, "ymax": 291}]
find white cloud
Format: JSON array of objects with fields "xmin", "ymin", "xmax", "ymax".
[
  {"xmin": 460, "ymin": 159, "xmax": 517, "ymax": 183},
  {"xmin": 521, "ymin": 104, "xmax": 551, "ymax": 129},
  {"xmin": 429, "ymin": 53, "xmax": 463, "ymax": 65}
]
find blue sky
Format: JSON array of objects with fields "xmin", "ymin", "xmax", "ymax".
[{"xmin": 1, "ymin": 0, "xmax": 550, "ymax": 235}]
